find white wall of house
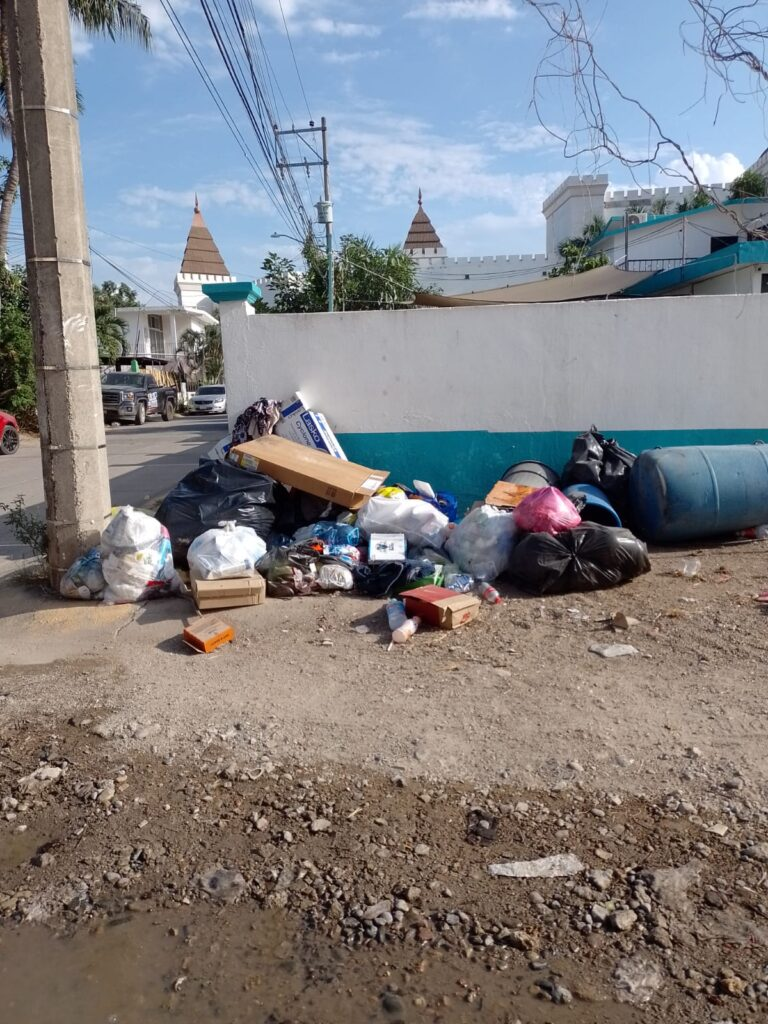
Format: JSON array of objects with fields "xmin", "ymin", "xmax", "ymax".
[
  {"xmin": 118, "ymin": 308, "xmax": 207, "ymax": 360},
  {"xmin": 661, "ymin": 264, "xmax": 765, "ymax": 296},
  {"xmin": 217, "ymin": 293, "xmax": 768, "ymax": 504},
  {"xmin": 175, "ymin": 271, "xmax": 235, "ymax": 312},
  {"xmin": 591, "ymin": 202, "xmax": 768, "ymax": 266}
]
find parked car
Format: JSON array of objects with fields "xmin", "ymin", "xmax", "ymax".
[
  {"xmin": 190, "ymin": 384, "xmax": 227, "ymax": 414},
  {"xmin": 101, "ymin": 371, "xmax": 177, "ymax": 425},
  {"xmin": 0, "ymin": 410, "xmax": 19, "ymax": 455}
]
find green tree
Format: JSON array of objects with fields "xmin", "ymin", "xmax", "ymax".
[
  {"xmin": 677, "ymin": 190, "xmax": 712, "ymax": 212},
  {"xmin": 258, "ymin": 234, "xmax": 423, "ymax": 312},
  {"xmin": 92, "ymin": 280, "xmax": 136, "ymax": 363},
  {"xmin": 549, "ymin": 217, "xmax": 608, "ymax": 277},
  {"xmin": 0, "ymin": 264, "xmax": 35, "ymax": 419},
  {"xmin": 0, "ymin": 1, "xmax": 151, "ymax": 262},
  {"xmin": 177, "ymin": 321, "xmax": 224, "ymax": 384},
  {"xmin": 729, "ymin": 169, "xmax": 767, "ymax": 201}
]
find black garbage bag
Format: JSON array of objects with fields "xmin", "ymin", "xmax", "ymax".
[
  {"xmin": 259, "ymin": 544, "xmax": 320, "ymax": 598},
  {"xmin": 353, "ymin": 561, "xmax": 408, "ymax": 598},
  {"xmin": 508, "ymin": 524, "xmax": 650, "ymax": 595},
  {"xmin": 272, "ymin": 488, "xmax": 346, "ymax": 538},
  {"xmin": 157, "ymin": 460, "xmax": 283, "ymax": 568},
  {"xmin": 562, "ymin": 427, "xmax": 636, "ymax": 515}
]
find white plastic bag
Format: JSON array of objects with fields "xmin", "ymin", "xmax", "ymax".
[
  {"xmin": 357, "ymin": 494, "xmax": 448, "ymax": 548},
  {"xmin": 446, "ymin": 504, "xmax": 517, "ymax": 582},
  {"xmin": 188, "ymin": 521, "xmax": 266, "ymax": 580},
  {"xmin": 101, "ymin": 506, "xmax": 177, "ymax": 604},
  {"xmin": 317, "ymin": 563, "xmax": 354, "ymax": 590}
]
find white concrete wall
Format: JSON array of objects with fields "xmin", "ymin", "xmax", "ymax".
[
  {"xmin": 219, "ymin": 294, "xmax": 768, "ymax": 436},
  {"xmin": 414, "ymin": 253, "xmax": 554, "ymax": 294}
]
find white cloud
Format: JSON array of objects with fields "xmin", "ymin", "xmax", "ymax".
[
  {"xmin": 666, "ymin": 151, "xmax": 745, "ymax": 186},
  {"xmin": 481, "ymin": 121, "xmax": 562, "ymax": 154},
  {"xmin": 250, "ymin": 1, "xmax": 380, "ymax": 37},
  {"xmin": 322, "ymin": 48, "xmax": 385, "ymax": 64},
  {"xmin": 120, "ymin": 181, "xmax": 273, "ymax": 216},
  {"xmin": 407, "ymin": 0, "xmax": 519, "ymax": 21},
  {"xmin": 310, "ymin": 17, "xmax": 380, "ymax": 37},
  {"xmin": 333, "ymin": 110, "xmax": 561, "ymax": 213},
  {"xmin": 70, "ymin": 24, "xmax": 93, "ymax": 58}
]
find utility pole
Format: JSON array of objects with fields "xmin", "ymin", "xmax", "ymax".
[
  {"xmin": 274, "ymin": 118, "xmax": 334, "ymax": 311},
  {"xmin": 7, "ymin": 0, "xmax": 111, "ymax": 586}
]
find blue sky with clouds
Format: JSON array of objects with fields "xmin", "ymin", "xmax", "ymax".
[{"xmin": 10, "ymin": 0, "xmax": 765, "ymax": 303}]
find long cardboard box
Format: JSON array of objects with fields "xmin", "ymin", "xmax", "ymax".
[
  {"xmin": 276, "ymin": 392, "xmax": 347, "ymax": 460},
  {"xmin": 403, "ymin": 585, "xmax": 481, "ymax": 630},
  {"xmin": 230, "ymin": 434, "xmax": 388, "ymax": 510},
  {"xmin": 192, "ymin": 574, "xmax": 266, "ymax": 611}
]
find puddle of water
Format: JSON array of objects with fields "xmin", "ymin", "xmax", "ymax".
[{"xmin": 0, "ymin": 905, "xmax": 644, "ymax": 1024}]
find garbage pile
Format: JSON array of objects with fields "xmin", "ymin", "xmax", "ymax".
[{"xmin": 58, "ymin": 402, "xmax": 768, "ymax": 649}]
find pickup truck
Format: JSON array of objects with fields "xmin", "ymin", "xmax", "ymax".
[{"xmin": 101, "ymin": 371, "xmax": 177, "ymax": 425}]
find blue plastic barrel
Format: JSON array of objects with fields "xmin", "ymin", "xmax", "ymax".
[
  {"xmin": 563, "ymin": 483, "xmax": 622, "ymax": 527},
  {"xmin": 630, "ymin": 444, "xmax": 768, "ymax": 542}
]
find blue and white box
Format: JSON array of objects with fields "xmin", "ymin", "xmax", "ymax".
[{"xmin": 276, "ymin": 392, "xmax": 347, "ymax": 460}]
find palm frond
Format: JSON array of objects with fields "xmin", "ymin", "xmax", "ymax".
[{"xmin": 69, "ymin": 1, "xmax": 152, "ymax": 49}]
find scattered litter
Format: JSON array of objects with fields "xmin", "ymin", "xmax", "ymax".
[
  {"xmin": 18, "ymin": 765, "xmax": 64, "ymax": 796},
  {"xmin": 467, "ymin": 808, "xmax": 499, "ymax": 845},
  {"xmin": 614, "ymin": 953, "xmax": 664, "ymax": 1004},
  {"xmin": 352, "ymin": 624, "xmax": 370, "ymax": 634},
  {"xmin": 610, "ymin": 611, "xmax": 639, "ymax": 630},
  {"xmin": 706, "ymin": 822, "xmax": 729, "ymax": 837},
  {"xmin": 198, "ymin": 867, "xmax": 246, "ymax": 903},
  {"xmin": 589, "ymin": 643, "xmax": 639, "ymax": 659},
  {"xmin": 488, "ymin": 853, "xmax": 584, "ymax": 879},
  {"xmin": 680, "ymin": 558, "xmax": 702, "ymax": 578}
]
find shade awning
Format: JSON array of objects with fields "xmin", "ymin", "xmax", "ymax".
[{"xmin": 414, "ymin": 264, "xmax": 656, "ymax": 306}]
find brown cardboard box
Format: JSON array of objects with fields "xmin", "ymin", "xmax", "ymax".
[
  {"xmin": 230, "ymin": 434, "xmax": 388, "ymax": 510},
  {"xmin": 485, "ymin": 480, "xmax": 539, "ymax": 508},
  {"xmin": 192, "ymin": 574, "xmax": 266, "ymax": 611},
  {"xmin": 403, "ymin": 585, "xmax": 481, "ymax": 630},
  {"xmin": 183, "ymin": 618, "xmax": 235, "ymax": 653}
]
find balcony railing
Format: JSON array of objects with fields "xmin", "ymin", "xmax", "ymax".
[{"xmin": 623, "ymin": 258, "xmax": 699, "ymax": 272}]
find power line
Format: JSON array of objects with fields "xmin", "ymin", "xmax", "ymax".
[
  {"xmin": 158, "ymin": 0, "xmax": 304, "ymax": 238},
  {"xmin": 277, "ymin": 0, "xmax": 312, "ymax": 120}
]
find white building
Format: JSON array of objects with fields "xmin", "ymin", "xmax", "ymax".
[{"xmin": 117, "ymin": 199, "xmax": 232, "ymax": 360}]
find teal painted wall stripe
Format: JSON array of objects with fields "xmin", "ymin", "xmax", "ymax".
[{"xmin": 337, "ymin": 428, "xmax": 768, "ymax": 508}]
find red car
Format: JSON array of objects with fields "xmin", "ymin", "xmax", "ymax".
[{"xmin": 0, "ymin": 410, "xmax": 20, "ymax": 455}]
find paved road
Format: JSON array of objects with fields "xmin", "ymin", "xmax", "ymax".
[{"xmin": 0, "ymin": 414, "xmax": 228, "ymax": 578}]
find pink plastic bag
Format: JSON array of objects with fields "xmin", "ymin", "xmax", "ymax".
[{"xmin": 514, "ymin": 487, "xmax": 581, "ymax": 535}]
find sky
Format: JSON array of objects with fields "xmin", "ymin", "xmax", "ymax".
[{"xmin": 9, "ymin": 0, "xmax": 767, "ymax": 304}]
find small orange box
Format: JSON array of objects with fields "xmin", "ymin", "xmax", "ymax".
[
  {"xmin": 485, "ymin": 480, "xmax": 538, "ymax": 508},
  {"xmin": 183, "ymin": 618, "xmax": 235, "ymax": 654}
]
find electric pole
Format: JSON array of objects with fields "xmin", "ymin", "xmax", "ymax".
[
  {"xmin": 274, "ymin": 118, "xmax": 334, "ymax": 311},
  {"xmin": 6, "ymin": 0, "xmax": 111, "ymax": 586}
]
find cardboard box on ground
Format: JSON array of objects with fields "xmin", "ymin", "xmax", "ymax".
[
  {"xmin": 403, "ymin": 585, "xmax": 481, "ymax": 630},
  {"xmin": 192, "ymin": 574, "xmax": 266, "ymax": 611}
]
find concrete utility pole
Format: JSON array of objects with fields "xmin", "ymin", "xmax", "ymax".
[
  {"xmin": 6, "ymin": 0, "xmax": 111, "ymax": 585},
  {"xmin": 274, "ymin": 117, "xmax": 334, "ymax": 311}
]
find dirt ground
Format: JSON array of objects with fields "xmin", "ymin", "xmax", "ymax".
[{"xmin": 1, "ymin": 539, "xmax": 768, "ymax": 1022}]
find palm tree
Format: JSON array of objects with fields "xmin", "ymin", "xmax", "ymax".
[
  {"xmin": 93, "ymin": 300, "xmax": 127, "ymax": 364},
  {"xmin": 0, "ymin": 1, "xmax": 151, "ymax": 263}
]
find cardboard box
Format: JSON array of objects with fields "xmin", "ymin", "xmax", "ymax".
[
  {"xmin": 183, "ymin": 618, "xmax": 235, "ymax": 653},
  {"xmin": 369, "ymin": 533, "xmax": 407, "ymax": 562},
  {"xmin": 230, "ymin": 435, "xmax": 388, "ymax": 510},
  {"xmin": 485, "ymin": 480, "xmax": 539, "ymax": 508},
  {"xmin": 276, "ymin": 392, "xmax": 347, "ymax": 460},
  {"xmin": 192, "ymin": 574, "xmax": 266, "ymax": 611},
  {"xmin": 403, "ymin": 585, "xmax": 481, "ymax": 630},
  {"xmin": 207, "ymin": 435, "xmax": 232, "ymax": 463}
]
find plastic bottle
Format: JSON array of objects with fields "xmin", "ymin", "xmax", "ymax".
[
  {"xmin": 386, "ymin": 598, "xmax": 407, "ymax": 632},
  {"xmin": 477, "ymin": 581, "xmax": 502, "ymax": 605},
  {"xmin": 392, "ymin": 615, "xmax": 421, "ymax": 644},
  {"xmin": 737, "ymin": 525, "xmax": 768, "ymax": 540}
]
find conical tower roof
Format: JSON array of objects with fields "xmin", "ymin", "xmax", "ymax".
[
  {"xmin": 404, "ymin": 189, "xmax": 443, "ymax": 251},
  {"xmin": 180, "ymin": 196, "xmax": 230, "ymax": 276}
]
